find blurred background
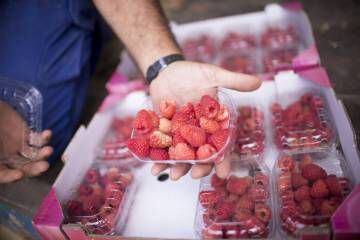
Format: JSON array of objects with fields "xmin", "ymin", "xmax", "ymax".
[{"xmin": 0, "ymin": 0, "xmax": 359, "ymax": 239}]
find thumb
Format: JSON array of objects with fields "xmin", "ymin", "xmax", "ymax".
[
  {"xmin": 207, "ymin": 65, "xmax": 262, "ymax": 92},
  {"xmin": 0, "ymin": 165, "xmax": 23, "ymax": 183}
]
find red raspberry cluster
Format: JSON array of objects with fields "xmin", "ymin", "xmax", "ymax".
[
  {"xmin": 277, "ymin": 154, "xmax": 351, "ymax": 235},
  {"xmin": 65, "ymin": 166, "xmax": 134, "ymax": 235},
  {"xmin": 263, "ymin": 48, "xmax": 298, "ymax": 72},
  {"xmin": 220, "ymin": 55, "xmax": 257, "ymax": 74},
  {"xmin": 181, "ymin": 35, "xmax": 216, "ymax": 63},
  {"xmin": 271, "ymin": 93, "xmax": 333, "ymax": 151},
  {"xmin": 220, "ymin": 32, "xmax": 256, "ymax": 55},
  {"xmin": 261, "ymin": 26, "xmax": 299, "ymax": 49},
  {"xmin": 199, "ymin": 173, "xmax": 271, "ymax": 239},
  {"xmin": 236, "ymin": 106, "xmax": 265, "ymax": 157},
  {"xmin": 127, "ymin": 95, "xmax": 231, "ymax": 161},
  {"xmin": 101, "ymin": 117, "xmax": 134, "ymax": 160}
]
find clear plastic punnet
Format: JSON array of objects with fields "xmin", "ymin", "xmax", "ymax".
[
  {"xmin": 274, "ymin": 152, "xmax": 353, "ymax": 238},
  {"xmin": 127, "ymin": 89, "xmax": 237, "ymax": 164},
  {"xmin": 262, "ymin": 46, "xmax": 299, "ymax": 72},
  {"xmin": 235, "ymin": 104, "xmax": 266, "ymax": 161},
  {"xmin": 219, "ymin": 32, "xmax": 257, "ymax": 56},
  {"xmin": 194, "ymin": 159, "xmax": 274, "ymax": 239},
  {"xmin": 219, "ymin": 54, "xmax": 258, "ymax": 75},
  {"xmin": 64, "ymin": 162, "xmax": 136, "ymax": 235},
  {"xmin": 0, "ymin": 78, "xmax": 42, "ymax": 163},
  {"xmin": 260, "ymin": 25, "xmax": 301, "ymax": 50},
  {"xmin": 271, "ymin": 91, "xmax": 335, "ymax": 153}
]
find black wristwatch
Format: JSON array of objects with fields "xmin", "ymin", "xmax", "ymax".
[{"xmin": 146, "ymin": 54, "xmax": 185, "ymax": 83}]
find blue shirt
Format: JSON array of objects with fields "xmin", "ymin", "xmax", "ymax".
[{"xmin": 0, "ymin": 0, "xmax": 98, "ymax": 162}]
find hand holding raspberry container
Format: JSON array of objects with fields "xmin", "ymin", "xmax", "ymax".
[
  {"xmin": 275, "ymin": 152, "xmax": 353, "ymax": 238},
  {"xmin": 127, "ymin": 90, "xmax": 237, "ymax": 164},
  {"xmin": 194, "ymin": 160, "xmax": 274, "ymax": 239},
  {"xmin": 64, "ymin": 163, "xmax": 136, "ymax": 235}
]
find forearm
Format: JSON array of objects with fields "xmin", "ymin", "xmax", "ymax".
[{"xmin": 93, "ymin": 0, "xmax": 181, "ymax": 74}]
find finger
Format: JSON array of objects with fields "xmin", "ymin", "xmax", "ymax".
[
  {"xmin": 215, "ymin": 156, "xmax": 231, "ymax": 179},
  {"xmin": 0, "ymin": 165, "xmax": 23, "ymax": 183},
  {"xmin": 36, "ymin": 146, "xmax": 53, "ymax": 161},
  {"xmin": 151, "ymin": 163, "xmax": 168, "ymax": 176},
  {"xmin": 191, "ymin": 163, "xmax": 213, "ymax": 179},
  {"xmin": 206, "ymin": 65, "xmax": 262, "ymax": 92},
  {"xmin": 170, "ymin": 163, "xmax": 191, "ymax": 181},
  {"xmin": 29, "ymin": 130, "xmax": 52, "ymax": 147},
  {"xmin": 21, "ymin": 160, "xmax": 49, "ymax": 177}
]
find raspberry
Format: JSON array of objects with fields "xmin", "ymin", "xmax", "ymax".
[
  {"xmin": 133, "ymin": 109, "xmax": 153, "ymax": 134},
  {"xmin": 254, "ymin": 172, "xmax": 269, "ymax": 188},
  {"xmin": 158, "ymin": 118, "xmax": 172, "ymax": 134},
  {"xmin": 200, "ymin": 95, "xmax": 220, "ymax": 119},
  {"xmin": 148, "ymin": 110, "xmax": 159, "ymax": 128},
  {"xmin": 171, "ymin": 112, "xmax": 190, "ymax": 133},
  {"xmin": 325, "ymin": 174, "xmax": 342, "ymax": 196},
  {"xmin": 226, "ymin": 176, "xmax": 252, "ymax": 196},
  {"xmin": 79, "ymin": 184, "xmax": 93, "ymax": 196},
  {"xmin": 208, "ymin": 129, "xmax": 229, "ymax": 151},
  {"xmin": 118, "ymin": 172, "xmax": 133, "ymax": 186},
  {"xmin": 174, "ymin": 143, "xmax": 195, "ymax": 160},
  {"xmin": 255, "ymin": 203, "xmax": 271, "ymax": 223},
  {"xmin": 294, "ymin": 185, "xmax": 311, "ymax": 202},
  {"xmin": 180, "ymin": 124, "xmax": 206, "ymax": 147},
  {"xmin": 85, "ymin": 168, "xmax": 100, "ymax": 184},
  {"xmin": 199, "ymin": 117, "xmax": 220, "ymax": 134},
  {"xmin": 159, "ymin": 99, "xmax": 176, "ymax": 119},
  {"xmin": 212, "ymin": 200, "xmax": 235, "ymax": 221},
  {"xmin": 291, "ymin": 172, "xmax": 309, "ymax": 189},
  {"xmin": 66, "ymin": 200, "xmax": 84, "ymax": 217},
  {"xmin": 168, "ymin": 146, "xmax": 176, "ymax": 159},
  {"xmin": 127, "ymin": 137, "xmax": 150, "ymax": 157},
  {"xmin": 234, "ymin": 208, "xmax": 252, "ymax": 222},
  {"xmin": 227, "ymin": 193, "xmax": 239, "ymax": 203},
  {"xmin": 312, "ymin": 198, "xmax": 324, "ymax": 212},
  {"xmin": 223, "ymin": 225, "xmax": 239, "ymax": 239},
  {"xmin": 172, "ymin": 130, "xmax": 186, "ymax": 145},
  {"xmin": 179, "ymin": 102, "xmax": 196, "ymax": 119},
  {"xmin": 248, "ymin": 185, "xmax": 269, "ymax": 202},
  {"xmin": 278, "ymin": 155, "xmax": 295, "ymax": 172},
  {"xmin": 197, "ymin": 144, "xmax": 217, "ymax": 160},
  {"xmin": 270, "ymin": 103, "xmax": 282, "ymax": 115},
  {"xmin": 299, "ymin": 154, "xmax": 313, "ymax": 170},
  {"xmin": 149, "ymin": 130, "xmax": 172, "ymax": 148},
  {"xmin": 105, "ymin": 167, "xmax": 121, "ymax": 183},
  {"xmin": 199, "ymin": 190, "xmax": 223, "ymax": 208},
  {"xmin": 149, "ymin": 148, "xmax": 169, "ymax": 160},
  {"xmin": 310, "ymin": 179, "xmax": 329, "ymax": 198},
  {"xmin": 301, "ymin": 163, "xmax": 327, "ymax": 181},
  {"xmin": 194, "ymin": 103, "xmax": 203, "ymax": 119},
  {"xmin": 243, "ymin": 118, "xmax": 258, "ymax": 132},
  {"xmin": 216, "ymin": 104, "xmax": 230, "ymax": 122},
  {"xmin": 338, "ymin": 177, "xmax": 351, "ymax": 194},
  {"xmin": 211, "ymin": 174, "xmax": 227, "ymax": 189},
  {"xmin": 242, "ymin": 216, "xmax": 266, "ymax": 237},
  {"xmin": 80, "ymin": 194, "xmax": 104, "ymax": 215},
  {"xmin": 278, "ymin": 172, "xmax": 292, "ymax": 192},
  {"xmin": 239, "ymin": 106, "xmax": 252, "ymax": 118},
  {"xmin": 299, "ymin": 200, "xmax": 315, "ymax": 215},
  {"xmin": 236, "ymin": 194, "xmax": 254, "ymax": 211},
  {"xmin": 280, "ymin": 190, "xmax": 294, "ymax": 202},
  {"xmin": 320, "ymin": 198, "xmax": 341, "ymax": 216}
]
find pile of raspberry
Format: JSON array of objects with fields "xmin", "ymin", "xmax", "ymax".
[
  {"xmin": 263, "ymin": 48, "xmax": 298, "ymax": 72},
  {"xmin": 220, "ymin": 55, "xmax": 256, "ymax": 74},
  {"xmin": 181, "ymin": 35, "xmax": 216, "ymax": 63},
  {"xmin": 236, "ymin": 106, "xmax": 265, "ymax": 157},
  {"xmin": 220, "ymin": 32, "xmax": 257, "ymax": 55},
  {"xmin": 101, "ymin": 116, "xmax": 134, "ymax": 160},
  {"xmin": 127, "ymin": 95, "xmax": 231, "ymax": 161},
  {"xmin": 65, "ymin": 166, "xmax": 133, "ymax": 235},
  {"xmin": 198, "ymin": 173, "xmax": 272, "ymax": 239},
  {"xmin": 277, "ymin": 154, "xmax": 351, "ymax": 235},
  {"xmin": 261, "ymin": 26, "xmax": 299, "ymax": 49},
  {"xmin": 271, "ymin": 93, "xmax": 333, "ymax": 151}
]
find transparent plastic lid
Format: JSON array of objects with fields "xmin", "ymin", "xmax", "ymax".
[
  {"xmin": 127, "ymin": 90, "xmax": 237, "ymax": 164},
  {"xmin": 64, "ymin": 162, "xmax": 136, "ymax": 235},
  {"xmin": 0, "ymin": 77, "xmax": 42, "ymax": 163},
  {"xmin": 274, "ymin": 152, "xmax": 353, "ymax": 238},
  {"xmin": 194, "ymin": 159, "xmax": 275, "ymax": 239}
]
